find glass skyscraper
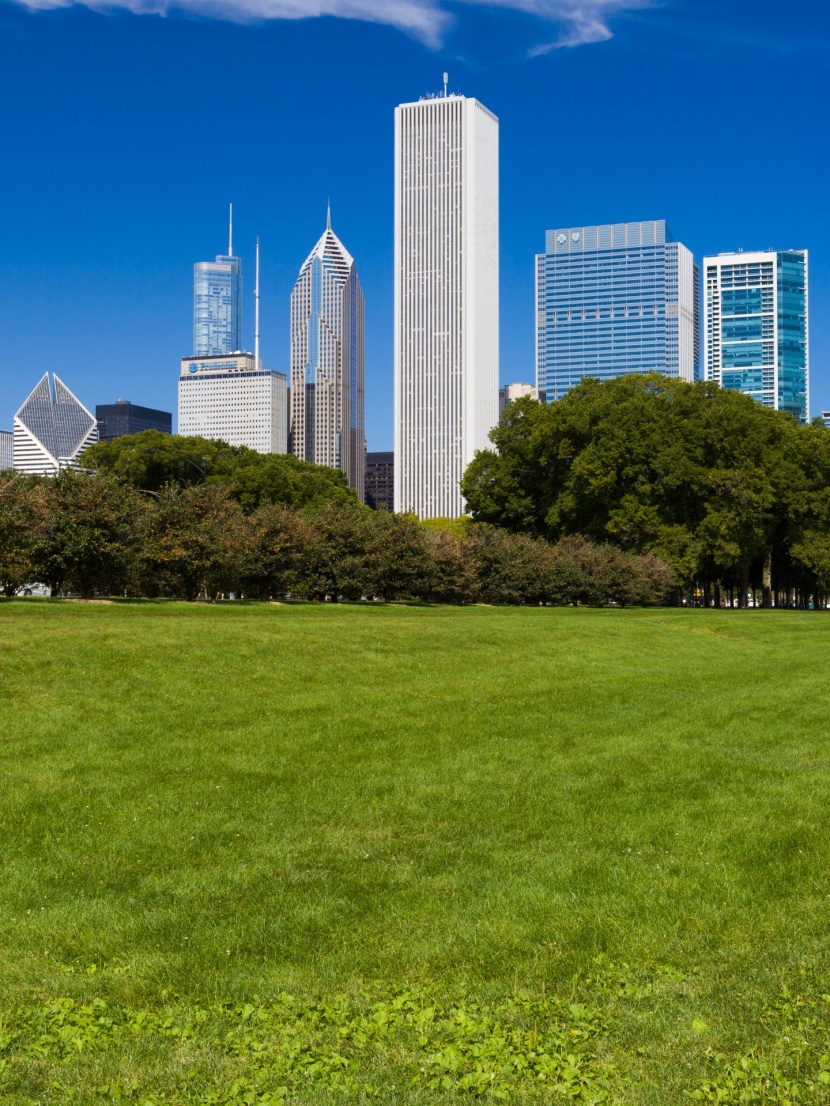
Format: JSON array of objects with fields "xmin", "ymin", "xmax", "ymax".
[
  {"xmin": 193, "ymin": 218, "xmax": 242, "ymax": 357},
  {"xmin": 703, "ymin": 250, "xmax": 808, "ymax": 423},
  {"xmin": 536, "ymin": 219, "xmax": 699, "ymax": 402}
]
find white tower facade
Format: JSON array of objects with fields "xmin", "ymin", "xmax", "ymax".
[
  {"xmin": 289, "ymin": 215, "xmax": 365, "ymax": 501},
  {"xmin": 178, "ymin": 354, "xmax": 288, "ymax": 454},
  {"xmin": 394, "ymin": 89, "xmax": 499, "ymax": 518}
]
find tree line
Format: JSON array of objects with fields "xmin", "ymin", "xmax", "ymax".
[
  {"xmin": 462, "ymin": 374, "xmax": 830, "ymax": 609},
  {"xmin": 0, "ymin": 469, "xmax": 674, "ymax": 605}
]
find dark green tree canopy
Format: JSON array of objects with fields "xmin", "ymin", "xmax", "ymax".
[
  {"xmin": 461, "ymin": 373, "xmax": 830, "ymax": 603},
  {"xmin": 83, "ymin": 430, "xmax": 359, "ymax": 512}
]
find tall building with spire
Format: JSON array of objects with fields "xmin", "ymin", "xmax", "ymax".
[
  {"xmin": 289, "ymin": 209, "xmax": 365, "ymax": 501},
  {"xmin": 193, "ymin": 205, "xmax": 242, "ymax": 357},
  {"xmin": 14, "ymin": 374, "xmax": 98, "ymax": 474},
  {"xmin": 394, "ymin": 80, "xmax": 499, "ymax": 518}
]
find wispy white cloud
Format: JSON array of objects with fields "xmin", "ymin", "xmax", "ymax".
[{"xmin": 13, "ymin": 0, "xmax": 654, "ymax": 50}]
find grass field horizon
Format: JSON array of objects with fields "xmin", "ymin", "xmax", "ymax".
[{"xmin": 2, "ymin": 601, "xmax": 829, "ymax": 1103}]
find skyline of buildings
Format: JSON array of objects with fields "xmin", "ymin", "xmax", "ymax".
[
  {"xmin": 703, "ymin": 250, "xmax": 809, "ymax": 423},
  {"xmin": 394, "ymin": 86, "xmax": 499, "ymax": 519},
  {"xmin": 0, "ymin": 87, "xmax": 819, "ymax": 489},
  {"xmin": 536, "ymin": 220, "xmax": 699, "ymax": 404},
  {"xmin": 289, "ymin": 212, "xmax": 366, "ymax": 501}
]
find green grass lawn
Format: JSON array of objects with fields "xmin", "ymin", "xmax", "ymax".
[{"xmin": 1, "ymin": 601, "xmax": 829, "ymax": 1104}]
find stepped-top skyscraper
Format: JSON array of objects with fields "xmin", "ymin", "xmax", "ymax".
[
  {"xmin": 536, "ymin": 220, "xmax": 699, "ymax": 403},
  {"xmin": 193, "ymin": 205, "xmax": 242, "ymax": 357},
  {"xmin": 703, "ymin": 249, "xmax": 808, "ymax": 423},
  {"xmin": 14, "ymin": 373, "xmax": 98, "ymax": 474},
  {"xmin": 289, "ymin": 209, "xmax": 365, "ymax": 500},
  {"xmin": 394, "ymin": 80, "xmax": 499, "ymax": 519}
]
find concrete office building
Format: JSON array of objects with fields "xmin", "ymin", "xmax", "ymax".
[
  {"xmin": 0, "ymin": 430, "xmax": 12, "ymax": 470},
  {"xmin": 178, "ymin": 353, "xmax": 287, "ymax": 454},
  {"xmin": 365, "ymin": 451, "xmax": 394, "ymax": 511},
  {"xmin": 96, "ymin": 401, "xmax": 172, "ymax": 440},
  {"xmin": 536, "ymin": 219, "xmax": 699, "ymax": 403},
  {"xmin": 394, "ymin": 81, "xmax": 499, "ymax": 518},
  {"xmin": 290, "ymin": 211, "xmax": 365, "ymax": 500},
  {"xmin": 703, "ymin": 250, "xmax": 809, "ymax": 423},
  {"xmin": 193, "ymin": 207, "xmax": 242, "ymax": 358},
  {"xmin": 14, "ymin": 373, "xmax": 98, "ymax": 475},
  {"xmin": 499, "ymin": 383, "xmax": 545, "ymax": 416},
  {"xmin": 822, "ymin": 411, "xmax": 830, "ymax": 428}
]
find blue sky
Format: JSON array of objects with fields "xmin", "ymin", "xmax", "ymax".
[{"xmin": 0, "ymin": 0, "xmax": 827, "ymax": 449}]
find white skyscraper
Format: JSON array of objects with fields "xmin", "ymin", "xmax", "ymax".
[
  {"xmin": 289, "ymin": 212, "xmax": 365, "ymax": 500},
  {"xmin": 394, "ymin": 84, "xmax": 499, "ymax": 518}
]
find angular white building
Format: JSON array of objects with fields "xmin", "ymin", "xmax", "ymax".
[
  {"xmin": 394, "ymin": 86, "xmax": 499, "ymax": 518},
  {"xmin": 14, "ymin": 374, "xmax": 98, "ymax": 475},
  {"xmin": 289, "ymin": 213, "xmax": 365, "ymax": 501},
  {"xmin": 178, "ymin": 353, "xmax": 288, "ymax": 454}
]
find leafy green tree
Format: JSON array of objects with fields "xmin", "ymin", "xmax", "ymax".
[
  {"xmin": 0, "ymin": 476, "xmax": 44, "ymax": 595},
  {"xmin": 461, "ymin": 374, "xmax": 805, "ymax": 605},
  {"xmin": 137, "ymin": 483, "xmax": 247, "ymax": 600},
  {"xmin": 30, "ymin": 471, "xmax": 145, "ymax": 597},
  {"xmin": 84, "ymin": 430, "xmax": 358, "ymax": 511},
  {"xmin": 239, "ymin": 504, "xmax": 313, "ymax": 600},
  {"xmin": 290, "ymin": 505, "xmax": 373, "ymax": 600}
]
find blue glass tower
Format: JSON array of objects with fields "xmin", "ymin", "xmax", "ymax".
[
  {"xmin": 193, "ymin": 208, "xmax": 242, "ymax": 357},
  {"xmin": 535, "ymin": 219, "xmax": 699, "ymax": 403},
  {"xmin": 703, "ymin": 250, "xmax": 809, "ymax": 423}
]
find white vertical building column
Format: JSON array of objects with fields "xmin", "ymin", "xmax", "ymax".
[{"xmin": 394, "ymin": 91, "xmax": 499, "ymax": 519}]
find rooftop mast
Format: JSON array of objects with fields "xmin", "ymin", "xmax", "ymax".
[
  {"xmin": 228, "ymin": 203, "xmax": 233, "ymax": 257},
  {"xmin": 254, "ymin": 235, "xmax": 260, "ymax": 369}
]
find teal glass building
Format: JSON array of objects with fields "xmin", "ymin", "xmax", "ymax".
[
  {"xmin": 703, "ymin": 250, "xmax": 809, "ymax": 423},
  {"xmin": 535, "ymin": 219, "xmax": 699, "ymax": 403}
]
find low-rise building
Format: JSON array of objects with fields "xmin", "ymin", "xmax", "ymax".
[
  {"xmin": 499, "ymin": 383, "xmax": 546, "ymax": 415},
  {"xmin": 365, "ymin": 451, "xmax": 394, "ymax": 511},
  {"xmin": 96, "ymin": 401, "xmax": 172, "ymax": 440}
]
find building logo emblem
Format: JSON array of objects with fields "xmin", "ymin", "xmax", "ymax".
[
  {"xmin": 557, "ymin": 233, "xmax": 566, "ymax": 245},
  {"xmin": 188, "ymin": 364, "xmax": 198, "ymax": 373},
  {"xmin": 572, "ymin": 231, "xmax": 581, "ymax": 243}
]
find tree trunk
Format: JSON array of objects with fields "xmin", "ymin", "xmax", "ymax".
[
  {"xmin": 761, "ymin": 548, "xmax": 772, "ymax": 609},
  {"xmin": 703, "ymin": 582, "xmax": 711, "ymax": 609},
  {"xmin": 714, "ymin": 582, "xmax": 721, "ymax": 609}
]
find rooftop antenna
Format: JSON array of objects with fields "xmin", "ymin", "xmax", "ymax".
[
  {"xmin": 228, "ymin": 203, "xmax": 233, "ymax": 257},
  {"xmin": 443, "ymin": 71, "xmax": 448, "ymax": 97},
  {"xmin": 254, "ymin": 236, "xmax": 260, "ymax": 369},
  {"xmin": 326, "ymin": 198, "xmax": 331, "ymax": 232}
]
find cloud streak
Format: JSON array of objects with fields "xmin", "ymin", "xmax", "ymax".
[{"xmin": 14, "ymin": 0, "xmax": 654, "ymax": 50}]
